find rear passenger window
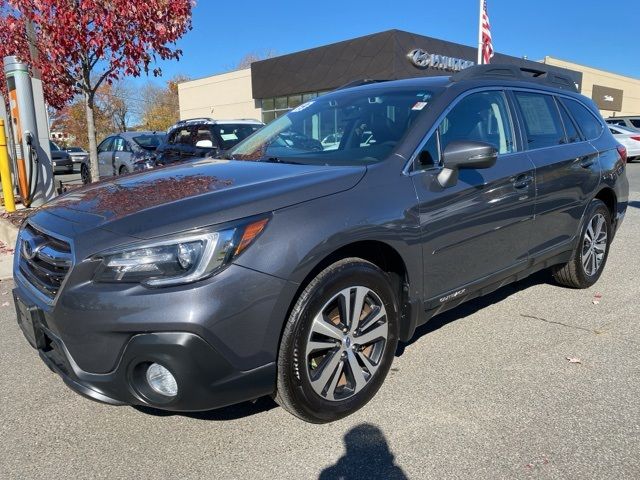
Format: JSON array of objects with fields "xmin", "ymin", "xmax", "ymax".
[
  {"xmin": 514, "ymin": 92, "xmax": 565, "ymax": 149},
  {"xmin": 630, "ymin": 119, "xmax": 640, "ymax": 128},
  {"xmin": 557, "ymin": 102, "xmax": 582, "ymax": 143},
  {"xmin": 561, "ymin": 98, "xmax": 603, "ymax": 140},
  {"xmin": 169, "ymin": 127, "xmax": 194, "ymax": 146}
]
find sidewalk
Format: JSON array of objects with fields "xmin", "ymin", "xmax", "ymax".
[
  {"xmin": 0, "ymin": 241, "xmax": 13, "ymax": 280},
  {"xmin": 0, "ymin": 205, "xmax": 20, "ymax": 280}
]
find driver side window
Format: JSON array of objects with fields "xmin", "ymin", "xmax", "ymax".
[
  {"xmin": 98, "ymin": 137, "xmax": 113, "ymax": 153},
  {"xmin": 416, "ymin": 90, "xmax": 514, "ymax": 170}
]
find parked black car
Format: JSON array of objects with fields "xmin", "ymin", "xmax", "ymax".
[
  {"xmin": 13, "ymin": 65, "xmax": 628, "ymax": 423},
  {"xmin": 49, "ymin": 141, "xmax": 73, "ymax": 174},
  {"xmin": 152, "ymin": 118, "xmax": 263, "ymax": 167}
]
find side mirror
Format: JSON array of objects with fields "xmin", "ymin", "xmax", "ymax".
[
  {"xmin": 437, "ymin": 140, "xmax": 498, "ymax": 188},
  {"xmin": 195, "ymin": 139, "xmax": 214, "ymax": 149}
]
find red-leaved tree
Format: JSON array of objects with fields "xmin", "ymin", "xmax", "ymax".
[{"xmin": 0, "ymin": 1, "xmax": 194, "ymax": 182}]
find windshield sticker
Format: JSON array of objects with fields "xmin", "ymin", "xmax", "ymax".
[
  {"xmin": 291, "ymin": 101, "xmax": 314, "ymax": 113},
  {"xmin": 412, "ymin": 101, "xmax": 428, "ymax": 111}
]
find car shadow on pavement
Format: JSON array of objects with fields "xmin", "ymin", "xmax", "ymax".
[
  {"xmin": 318, "ymin": 423, "xmax": 407, "ymax": 480},
  {"xmin": 396, "ymin": 269, "xmax": 555, "ymax": 356},
  {"xmin": 626, "ymin": 200, "xmax": 640, "ymax": 210},
  {"xmin": 133, "ymin": 396, "xmax": 278, "ymax": 421}
]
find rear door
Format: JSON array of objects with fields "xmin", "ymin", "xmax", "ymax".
[
  {"xmin": 411, "ymin": 89, "xmax": 537, "ymax": 302},
  {"xmin": 112, "ymin": 136, "xmax": 133, "ymax": 174},
  {"xmin": 512, "ymin": 90, "xmax": 600, "ymax": 256},
  {"xmin": 161, "ymin": 127, "xmax": 191, "ymax": 164}
]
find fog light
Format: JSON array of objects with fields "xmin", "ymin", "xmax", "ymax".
[{"xmin": 145, "ymin": 363, "xmax": 178, "ymax": 397}]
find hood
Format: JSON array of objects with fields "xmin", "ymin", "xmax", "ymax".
[{"xmin": 37, "ymin": 158, "xmax": 366, "ymax": 239}]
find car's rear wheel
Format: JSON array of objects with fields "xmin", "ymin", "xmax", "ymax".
[
  {"xmin": 80, "ymin": 164, "xmax": 91, "ymax": 185},
  {"xmin": 276, "ymin": 258, "xmax": 399, "ymax": 423},
  {"xmin": 119, "ymin": 165, "xmax": 129, "ymax": 175},
  {"xmin": 552, "ymin": 199, "xmax": 611, "ymax": 288}
]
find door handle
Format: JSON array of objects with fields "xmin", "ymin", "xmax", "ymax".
[
  {"xmin": 513, "ymin": 174, "xmax": 533, "ymax": 189},
  {"xmin": 579, "ymin": 156, "xmax": 595, "ymax": 168}
]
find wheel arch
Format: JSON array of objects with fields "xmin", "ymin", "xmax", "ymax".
[
  {"xmin": 284, "ymin": 240, "xmax": 418, "ymax": 344},
  {"xmin": 594, "ymin": 186, "xmax": 616, "ymax": 221}
]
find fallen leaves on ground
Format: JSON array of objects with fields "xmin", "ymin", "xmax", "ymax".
[
  {"xmin": 0, "ymin": 241, "xmax": 14, "ymax": 255},
  {"xmin": 1, "ymin": 209, "xmax": 32, "ymax": 228},
  {"xmin": 592, "ymin": 292, "xmax": 602, "ymax": 305}
]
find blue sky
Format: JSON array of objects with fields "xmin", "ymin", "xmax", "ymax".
[{"xmin": 142, "ymin": 0, "xmax": 640, "ymax": 86}]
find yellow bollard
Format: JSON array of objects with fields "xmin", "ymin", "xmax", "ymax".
[{"xmin": 0, "ymin": 119, "xmax": 16, "ymax": 212}]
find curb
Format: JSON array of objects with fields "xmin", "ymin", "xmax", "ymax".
[
  {"xmin": 0, "ymin": 216, "xmax": 18, "ymax": 248},
  {"xmin": 0, "ymin": 217, "xmax": 18, "ymax": 280}
]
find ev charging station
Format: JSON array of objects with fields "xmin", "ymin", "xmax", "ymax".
[{"xmin": 3, "ymin": 56, "xmax": 54, "ymax": 207}]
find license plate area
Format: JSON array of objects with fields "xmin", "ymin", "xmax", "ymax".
[{"xmin": 13, "ymin": 292, "xmax": 47, "ymax": 350}]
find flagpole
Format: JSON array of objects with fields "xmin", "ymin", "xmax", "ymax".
[{"xmin": 477, "ymin": 0, "xmax": 483, "ymax": 65}]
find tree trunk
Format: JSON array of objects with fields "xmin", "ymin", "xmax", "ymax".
[{"xmin": 84, "ymin": 92, "xmax": 100, "ymax": 183}]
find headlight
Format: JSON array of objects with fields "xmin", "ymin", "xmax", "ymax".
[
  {"xmin": 93, "ymin": 217, "xmax": 269, "ymax": 287},
  {"xmin": 133, "ymin": 158, "xmax": 156, "ymax": 171}
]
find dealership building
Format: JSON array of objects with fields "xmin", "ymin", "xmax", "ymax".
[{"xmin": 178, "ymin": 29, "xmax": 640, "ymax": 123}]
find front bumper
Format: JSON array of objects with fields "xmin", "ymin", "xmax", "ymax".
[
  {"xmin": 13, "ymin": 261, "xmax": 296, "ymax": 411},
  {"xmin": 34, "ymin": 325, "xmax": 275, "ymax": 411}
]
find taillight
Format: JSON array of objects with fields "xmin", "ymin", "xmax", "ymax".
[
  {"xmin": 630, "ymin": 135, "xmax": 640, "ymax": 142},
  {"xmin": 617, "ymin": 144, "xmax": 627, "ymax": 163}
]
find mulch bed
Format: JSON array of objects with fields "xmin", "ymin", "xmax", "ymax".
[{"xmin": 1, "ymin": 209, "xmax": 33, "ymax": 229}]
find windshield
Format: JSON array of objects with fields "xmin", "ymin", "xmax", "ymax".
[
  {"xmin": 228, "ymin": 87, "xmax": 437, "ymax": 165},
  {"xmin": 49, "ymin": 141, "xmax": 60, "ymax": 152},
  {"xmin": 133, "ymin": 134, "xmax": 166, "ymax": 151},
  {"xmin": 213, "ymin": 124, "xmax": 262, "ymax": 150}
]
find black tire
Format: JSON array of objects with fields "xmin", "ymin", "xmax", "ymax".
[
  {"xmin": 276, "ymin": 258, "xmax": 399, "ymax": 423},
  {"xmin": 119, "ymin": 165, "xmax": 129, "ymax": 175},
  {"xmin": 80, "ymin": 164, "xmax": 91, "ymax": 185},
  {"xmin": 552, "ymin": 199, "xmax": 611, "ymax": 288}
]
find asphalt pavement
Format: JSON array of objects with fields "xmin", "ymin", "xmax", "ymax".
[{"xmin": 1, "ymin": 165, "xmax": 639, "ymax": 479}]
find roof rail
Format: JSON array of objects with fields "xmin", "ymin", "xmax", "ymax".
[
  {"xmin": 175, "ymin": 117, "xmax": 215, "ymax": 125},
  {"xmin": 450, "ymin": 64, "xmax": 578, "ymax": 92},
  {"xmin": 335, "ymin": 79, "xmax": 389, "ymax": 91}
]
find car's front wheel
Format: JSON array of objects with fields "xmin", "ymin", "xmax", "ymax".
[
  {"xmin": 552, "ymin": 199, "xmax": 611, "ymax": 288},
  {"xmin": 276, "ymin": 258, "xmax": 399, "ymax": 423}
]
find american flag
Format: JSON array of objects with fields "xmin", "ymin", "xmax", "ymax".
[{"xmin": 481, "ymin": 0, "xmax": 494, "ymax": 64}]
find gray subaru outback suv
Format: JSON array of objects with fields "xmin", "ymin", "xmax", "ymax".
[{"xmin": 13, "ymin": 65, "xmax": 629, "ymax": 423}]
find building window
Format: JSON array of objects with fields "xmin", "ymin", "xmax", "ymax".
[{"xmin": 260, "ymin": 91, "xmax": 326, "ymax": 123}]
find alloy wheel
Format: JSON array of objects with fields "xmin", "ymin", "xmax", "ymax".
[
  {"xmin": 582, "ymin": 213, "xmax": 607, "ymax": 276},
  {"xmin": 305, "ymin": 286, "xmax": 388, "ymax": 402}
]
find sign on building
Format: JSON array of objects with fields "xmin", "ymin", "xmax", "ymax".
[{"xmin": 592, "ymin": 85, "xmax": 623, "ymax": 112}]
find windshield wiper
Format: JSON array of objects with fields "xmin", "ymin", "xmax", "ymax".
[{"xmin": 262, "ymin": 157, "xmax": 303, "ymax": 165}]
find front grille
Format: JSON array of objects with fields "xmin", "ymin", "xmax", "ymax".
[{"xmin": 18, "ymin": 223, "xmax": 73, "ymax": 300}]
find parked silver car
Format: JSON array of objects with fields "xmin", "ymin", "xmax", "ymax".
[
  {"xmin": 83, "ymin": 131, "xmax": 166, "ymax": 183},
  {"xmin": 608, "ymin": 124, "xmax": 640, "ymax": 161},
  {"xmin": 64, "ymin": 146, "xmax": 89, "ymax": 168},
  {"xmin": 605, "ymin": 116, "xmax": 640, "ymax": 131}
]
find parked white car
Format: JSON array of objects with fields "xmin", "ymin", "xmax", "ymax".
[{"xmin": 608, "ymin": 124, "xmax": 640, "ymax": 162}]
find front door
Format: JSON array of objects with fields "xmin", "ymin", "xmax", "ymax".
[
  {"xmin": 97, "ymin": 136, "xmax": 114, "ymax": 178},
  {"xmin": 411, "ymin": 90, "xmax": 537, "ymax": 304}
]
